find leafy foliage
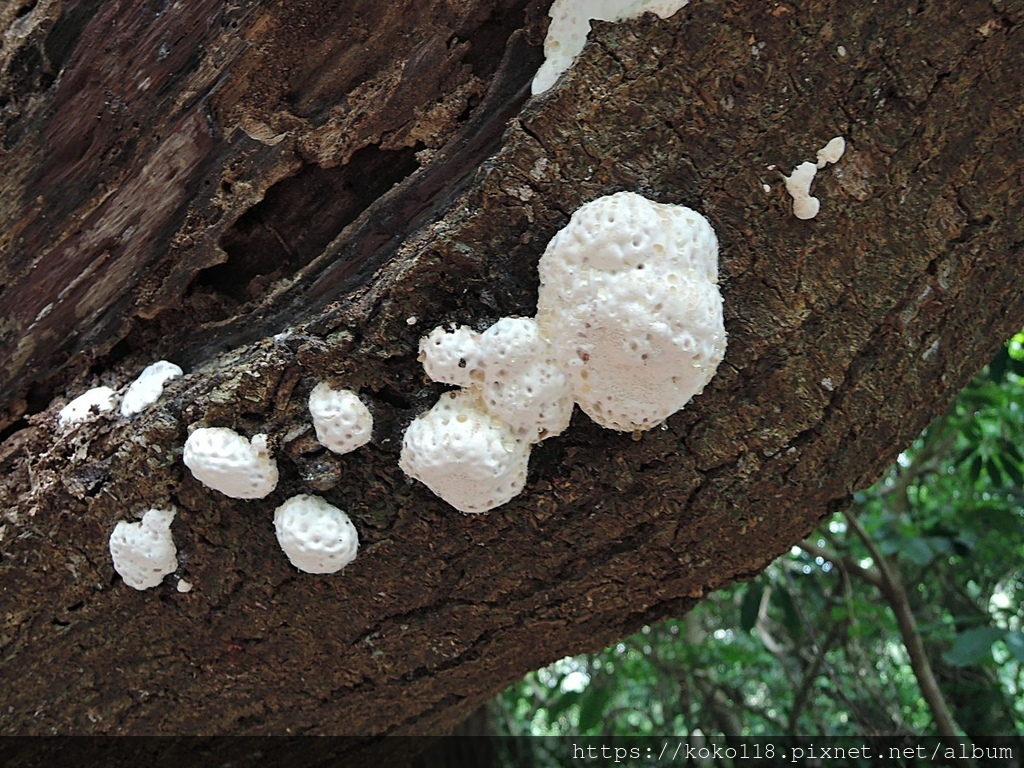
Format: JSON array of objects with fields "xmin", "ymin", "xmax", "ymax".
[{"xmin": 500, "ymin": 332, "xmax": 1024, "ymax": 738}]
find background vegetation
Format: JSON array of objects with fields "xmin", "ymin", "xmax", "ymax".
[{"xmin": 499, "ymin": 331, "xmax": 1024, "ymax": 741}]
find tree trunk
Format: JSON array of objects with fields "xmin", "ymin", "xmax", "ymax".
[{"xmin": 1, "ymin": 0, "xmax": 1022, "ymax": 751}]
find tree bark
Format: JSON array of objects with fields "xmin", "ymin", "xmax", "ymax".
[{"xmin": 1, "ymin": 0, "xmax": 1022, "ymax": 749}]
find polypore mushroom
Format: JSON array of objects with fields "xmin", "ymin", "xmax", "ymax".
[
  {"xmin": 308, "ymin": 383, "xmax": 373, "ymax": 455},
  {"xmin": 182, "ymin": 427, "xmax": 278, "ymax": 499},
  {"xmin": 121, "ymin": 360, "xmax": 183, "ymax": 417},
  {"xmin": 476, "ymin": 316, "xmax": 573, "ymax": 442},
  {"xmin": 419, "ymin": 325, "xmax": 483, "ymax": 387},
  {"xmin": 535, "ymin": 191, "xmax": 726, "ymax": 431},
  {"xmin": 399, "ymin": 389, "xmax": 531, "ymax": 513},
  {"xmin": 58, "ymin": 386, "xmax": 117, "ymax": 427},
  {"xmin": 108, "ymin": 508, "xmax": 178, "ymax": 590},
  {"xmin": 532, "ymin": 0, "xmax": 691, "ymax": 94},
  {"xmin": 784, "ymin": 161, "xmax": 820, "ymax": 220},
  {"xmin": 274, "ymin": 494, "xmax": 359, "ymax": 574}
]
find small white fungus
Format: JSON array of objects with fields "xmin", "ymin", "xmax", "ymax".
[
  {"xmin": 532, "ymin": 0, "xmax": 690, "ymax": 94},
  {"xmin": 274, "ymin": 494, "xmax": 359, "ymax": 574},
  {"xmin": 816, "ymin": 136, "xmax": 846, "ymax": 169},
  {"xmin": 120, "ymin": 360, "xmax": 183, "ymax": 417},
  {"xmin": 400, "ymin": 390, "xmax": 531, "ymax": 514},
  {"xmin": 182, "ymin": 427, "xmax": 279, "ymax": 499},
  {"xmin": 419, "ymin": 325, "xmax": 483, "ymax": 387},
  {"xmin": 109, "ymin": 508, "xmax": 178, "ymax": 590},
  {"xmin": 784, "ymin": 161, "xmax": 821, "ymax": 220},
  {"xmin": 308, "ymin": 383, "xmax": 373, "ymax": 455},
  {"xmin": 58, "ymin": 386, "xmax": 117, "ymax": 427},
  {"xmin": 536, "ymin": 191, "xmax": 726, "ymax": 431}
]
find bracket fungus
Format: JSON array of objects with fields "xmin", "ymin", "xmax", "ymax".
[
  {"xmin": 120, "ymin": 360, "xmax": 183, "ymax": 417},
  {"xmin": 401, "ymin": 191, "xmax": 726, "ymax": 513},
  {"xmin": 108, "ymin": 508, "xmax": 178, "ymax": 590},
  {"xmin": 274, "ymin": 494, "xmax": 359, "ymax": 574},
  {"xmin": 182, "ymin": 427, "xmax": 279, "ymax": 499},
  {"xmin": 308, "ymin": 383, "xmax": 373, "ymax": 455},
  {"xmin": 536, "ymin": 191, "xmax": 726, "ymax": 432},
  {"xmin": 58, "ymin": 386, "xmax": 117, "ymax": 427}
]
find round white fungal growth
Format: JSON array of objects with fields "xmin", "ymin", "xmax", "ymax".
[
  {"xmin": 784, "ymin": 161, "xmax": 821, "ymax": 220},
  {"xmin": 477, "ymin": 317, "xmax": 573, "ymax": 442},
  {"xmin": 274, "ymin": 494, "xmax": 359, "ymax": 574},
  {"xmin": 308, "ymin": 383, "xmax": 373, "ymax": 455},
  {"xmin": 816, "ymin": 136, "xmax": 846, "ymax": 168},
  {"xmin": 58, "ymin": 386, "xmax": 117, "ymax": 427},
  {"xmin": 120, "ymin": 360, "xmax": 183, "ymax": 417},
  {"xmin": 108, "ymin": 508, "xmax": 178, "ymax": 590},
  {"xmin": 399, "ymin": 390, "xmax": 531, "ymax": 513},
  {"xmin": 182, "ymin": 427, "xmax": 279, "ymax": 499},
  {"xmin": 419, "ymin": 325, "xmax": 483, "ymax": 387},
  {"xmin": 536, "ymin": 191, "xmax": 726, "ymax": 431},
  {"xmin": 532, "ymin": 0, "xmax": 690, "ymax": 94}
]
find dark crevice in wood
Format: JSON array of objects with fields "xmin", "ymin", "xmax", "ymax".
[{"xmin": 196, "ymin": 145, "xmax": 422, "ymax": 305}]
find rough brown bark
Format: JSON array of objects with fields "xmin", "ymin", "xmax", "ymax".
[{"xmin": 1, "ymin": 0, "xmax": 1022, "ymax": 749}]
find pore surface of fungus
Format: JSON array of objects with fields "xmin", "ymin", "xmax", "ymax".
[
  {"xmin": 536, "ymin": 191, "xmax": 726, "ymax": 431},
  {"xmin": 273, "ymin": 494, "xmax": 359, "ymax": 574},
  {"xmin": 58, "ymin": 386, "xmax": 117, "ymax": 427},
  {"xmin": 182, "ymin": 427, "xmax": 279, "ymax": 499},
  {"xmin": 121, "ymin": 360, "xmax": 183, "ymax": 417},
  {"xmin": 108, "ymin": 508, "xmax": 178, "ymax": 590},
  {"xmin": 399, "ymin": 390, "xmax": 531, "ymax": 514},
  {"xmin": 308, "ymin": 383, "xmax": 373, "ymax": 455}
]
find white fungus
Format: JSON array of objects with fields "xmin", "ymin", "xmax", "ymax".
[
  {"xmin": 58, "ymin": 386, "xmax": 117, "ymax": 427},
  {"xmin": 108, "ymin": 508, "xmax": 178, "ymax": 590},
  {"xmin": 532, "ymin": 0, "xmax": 690, "ymax": 94},
  {"xmin": 419, "ymin": 325, "xmax": 483, "ymax": 387},
  {"xmin": 308, "ymin": 383, "xmax": 373, "ymax": 455},
  {"xmin": 120, "ymin": 360, "xmax": 183, "ymax": 417},
  {"xmin": 477, "ymin": 317, "xmax": 574, "ymax": 442},
  {"xmin": 816, "ymin": 136, "xmax": 846, "ymax": 169},
  {"xmin": 274, "ymin": 494, "xmax": 359, "ymax": 574},
  {"xmin": 399, "ymin": 390, "xmax": 531, "ymax": 514},
  {"xmin": 784, "ymin": 161, "xmax": 821, "ymax": 220},
  {"xmin": 536, "ymin": 191, "xmax": 726, "ymax": 431},
  {"xmin": 182, "ymin": 427, "xmax": 279, "ymax": 499}
]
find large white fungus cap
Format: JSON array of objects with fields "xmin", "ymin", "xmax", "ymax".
[
  {"xmin": 419, "ymin": 325, "xmax": 483, "ymax": 387},
  {"xmin": 536, "ymin": 191, "xmax": 726, "ymax": 431},
  {"xmin": 274, "ymin": 494, "xmax": 359, "ymax": 574},
  {"xmin": 121, "ymin": 360, "xmax": 183, "ymax": 417},
  {"xmin": 182, "ymin": 427, "xmax": 279, "ymax": 499},
  {"xmin": 308, "ymin": 383, "xmax": 373, "ymax": 455},
  {"xmin": 399, "ymin": 390, "xmax": 531, "ymax": 513},
  {"xmin": 109, "ymin": 508, "xmax": 178, "ymax": 590},
  {"xmin": 533, "ymin": 0, "xmax": 690, "ymax": 94},
  {"xmin": 58, "ymin": 386, "xmax": 117, "ymax": 427},
  {"xmin": 477, "ymin": 317, "xmax": 573, "ymax": 442}
]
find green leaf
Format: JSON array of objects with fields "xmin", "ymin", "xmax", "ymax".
[
  {"xmin": 1004, "ymin": 630, "xmax": 1024, "ymax": 663},
  {"xmin": 900, "ymin": 537, "xmax": 935, "ymax": 566},
  {"xmin": 774, "ymin": 586, "xmax": 803, "ymax": 638},
  {"xmin": 942, "ymin": 627, "xmax": 1007, "ymax": 666},
  {"xmin": 576, "ymin": 687, "xmax": 610, "ymax": 732},
  {"xmin": 740, "ymin": 580, "xmax": 765, "ymax": 632}
]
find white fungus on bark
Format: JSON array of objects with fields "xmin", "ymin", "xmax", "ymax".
[
  {"xmin": 784, "ymin": 161, "xmax": 821, "ymax": 220},
  {"xmin": 274, "ymin": 494, "xmax": 359, "ymax": 574},
  {"xmin": 400, "ymin": 390, "xmax": 531, "ymax": 514},
  {"xmin": 536, "ymin": 191, "xmax": 726, "ymax": 431},
  {"xmin": 308, "ymin": 383, "xmax": 373, "ymax": 455},
  {"xmin": 532, "ymin": 0, "xmax": 690, "ymax": 94},
  {"xmin": 120, "ymin": 360, "xmax": 183, "ymax": 417},
  {"xmin": 784, "ymin": 137, "xmax": 846, "ymax": 220},
  {"xmin": 108, "ymin": 508, "xmax": 178, "ymax": 590},
  {"xmin": 58, "ymin": 386, "xmax": 117, "ymax": 427},
  {"xmin": 182, "ymin": 427, "xmax": 279, "ymax": 499},
  {"xmin": 402, "ymin": 191, "xmax": 726, "ymax": 512}
]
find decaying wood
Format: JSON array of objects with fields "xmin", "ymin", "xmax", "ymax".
[{"xmin": 1, "ymin": 0, "xmax": 1022, "ymax": 748}]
